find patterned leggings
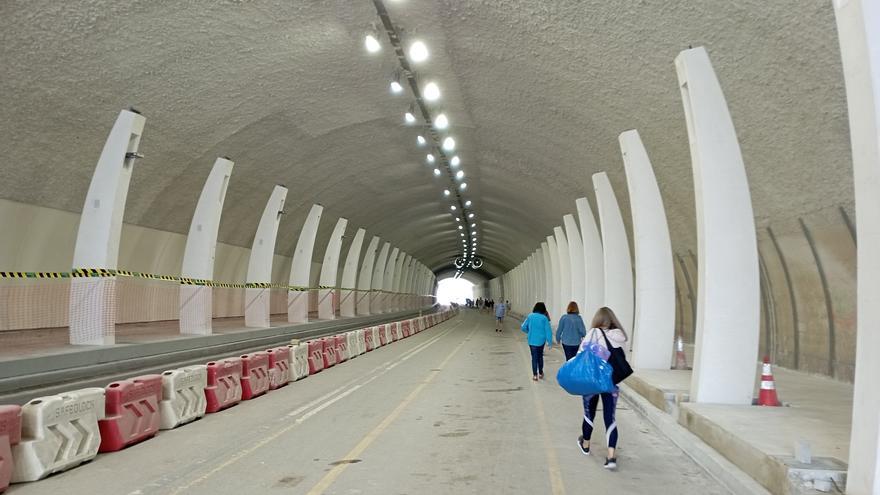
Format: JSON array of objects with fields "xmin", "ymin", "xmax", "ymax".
[{"xmin": 581, "ymin": 389, "xmax": 619, "ymax": 449}]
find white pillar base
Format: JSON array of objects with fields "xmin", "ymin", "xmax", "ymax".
[
  {"xmin": 318, "ymin": 289, "xmax": 337, "ymax": 320},
  {"xmin": 340, "ymin": 290, "xmax": 356, "ymax": 318},
  {"xmin": 179, "ymin": 285, "xmax": 212, "ymax": 335},
  {"xmin": 288, "ymin": 291, "xmax": 309, "ymax": 323},
  {"xmin": 244, "ymin": 287, "xmax": 270, "ymax": 328},
  {"xmin": 69, "ymin": 277, "xmax": 117, "ymax": 345}
]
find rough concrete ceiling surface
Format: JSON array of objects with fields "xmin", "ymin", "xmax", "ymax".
[{"xmin": 0, "ymin": 1, "xmax": 852, "ymax": 280}]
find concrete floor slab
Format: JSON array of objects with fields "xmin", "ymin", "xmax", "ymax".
[{"xmin": 6, "ymin": 311, "xmax": 730, "ymax": 494}]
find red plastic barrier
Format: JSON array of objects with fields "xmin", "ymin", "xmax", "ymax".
[
  {"xmin": 205, "ymin": 358, "xmax": 243, "ymax": 413},
  {"xmin": 377, "ymin": 325, "xmax": 388, "ymax": 346},
  {"xmin": 322, "ymin": 338, "xmax": 337, "ymax": 368},
  {"xmin": 0, "ymin": 405, "xmax": 21, "ymax": 493},
  {"xmin": 364, "ymin": 328, "xmax": 374, "ymax": 352},
  {"xmin": 391, "ymin": 322, "xmax": 401, "ymax": 341},
  {"xmin": 267, "ymin": 347, "xmax": 291, "ymax": 390},
  {"xmin": 240, "ymin": 352, "xmax": 270, "ymax": 400},
  {"xmin": 98, "ymin": 375, "xmax": 162, "ymax": 452},
  {"xmin": 402, "ymin": 320, "xmax": 412, "ymax": 338},
  {"xmin": 308, "ymin": 340, "xmax": 324, "ymax": 374},
  {"xmin": 334, "ymin": 335, "xmax": 348, "ymax": 363}
]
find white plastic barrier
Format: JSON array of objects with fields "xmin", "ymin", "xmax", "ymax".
[
  {"xmin": 12, "ymin": 388, "xmax": 106, "ymax": 482},
  {"xmin": 371, "ymin": 327, "xmax": 381, "ymax": 348},
  {"xmin": 345, "ymin": 331, "xmax": 359, "ymax": 359},
  {"xmin": 383, "ymin": 324, "xmax": 393, "ymax": 345},
  {"xmin": 355, "ymin": 329, "xmax": 367, "ymax": 355},
  {"xmin": 290, "ymin": 343, "xmax": 310, "ymax": 380},
  {"xmin": 159, "ymin": 365, "xmax": 208, "ymax": 430}
]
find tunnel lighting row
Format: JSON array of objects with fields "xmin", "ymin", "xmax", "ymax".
[{"xmin": 364, "ymin": 4, "xmax": 481, "ymax": 273}]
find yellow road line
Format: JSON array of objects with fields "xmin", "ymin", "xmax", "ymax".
[
  {"xmin": 305, "ymin": 323, "xmax": 477, "ymax": 495},
  {"xmin": 165, "ymin": 321, "xmax": 461, "ymax": 495},
  {"xmin": 515, "ymin": 331, "xmax": 567, "ymax": 495}
]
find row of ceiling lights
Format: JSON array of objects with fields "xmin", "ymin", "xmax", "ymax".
[{"xmin": 364, "ymin": 2, "xmax": 479, "ymax": 279}]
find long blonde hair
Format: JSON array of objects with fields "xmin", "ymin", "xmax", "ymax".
[{"xmin": 590, "ymin": 306, "xmax": 628, "ymax": 340}]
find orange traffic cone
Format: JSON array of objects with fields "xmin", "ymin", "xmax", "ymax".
[
  {"xmin": 757, "ymin": 356, "xmax": 781, "ymax": 406},
  {"xmin": 674, "ymin": 336, "xmax": 688, "ymax": 370}
]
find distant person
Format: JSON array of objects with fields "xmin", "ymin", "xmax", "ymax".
[
  {"xmin": 494, "ymin": 300, "xmax": 507, "ymax": 332},
  {"xmin": 578, "ymin": 307, "xmax": 628, "ymax": 470},
  {"xmin": 520, "ymin": 302, "xmax": 553, "ymax": 381},
  {"xmin": 556, "ymin": 301, "xmax": 586, "ymax": 360}
]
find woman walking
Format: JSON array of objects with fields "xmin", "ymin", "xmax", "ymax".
[
  {"xmin": 578, "ymin": 307, "xmax": 628, "ymax": 470},
  {"xmin": 520, "ymin": 302, "xmax": 554, "ymax": 381},
  {"xmin": 556, "ymin": 301, "xmax": 587, "ymax": 360}
]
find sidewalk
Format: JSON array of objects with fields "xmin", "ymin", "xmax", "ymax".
[{"xmin": 625, "ymin": 365, "xmax": 851, "ymax": 494}]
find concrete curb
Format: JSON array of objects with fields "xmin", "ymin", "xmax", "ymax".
[{"xmin": 619, "ymin": 383, "xmax": 772, "ymax": 495}]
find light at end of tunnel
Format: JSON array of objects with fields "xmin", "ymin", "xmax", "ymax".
[
  {"xmin": 434, "ymin": 113, "xmax": 449, "ymax": 129},
  {"xmin": 442, "ymin": 137, "xmax": 455, "ymax": 151},
  {"xmin": 409, "ymin": 40, "xmax": 429, "ymax": 62},
  {"xmin": 450, "ymin": 155, "xmax": 460, "ymax": 167},
  {"xmin": 365, "ymin": 35, "xmax": 381, "ymax": 53},
  {"xmin": 424, "ymin": 82, "xmax": 441, "ymax": 101}
]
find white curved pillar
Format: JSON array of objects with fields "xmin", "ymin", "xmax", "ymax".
[
  {"xmin": 546, "ymin": 235, "xmax": 560, "ymax": 323},
  {"xmin": 676, "ymin": 46, "xmax": 760, "ymax": 405},
  {"xmin": 554, "ymin": 226, "xmax": 571, "ymax": 319},
  {"xmin": 357, "ymin": 236, "xmax": 380, "ymax": 315},
  {"xmin": 383, "ymin": 247, "xmax": 399, "ymax": 313},
  {"xmin": 834, "ymin": 2, "xmax": 880, "ymax": 491},
  {"xmin": 392, "ymin": 252, "xmax": 407, "ymax": 311},
  {"xmin": 317, "ymin": 218, "xmax": 347, "ymax": 320},
  {"xmin": 340, "ymin": 228, "xmax": 365, "ymax": 317},
  {"xmin": 69, "ymin": 109, "xmax": 145, "ymax": 345},
  {"xmin": 576, "ymin": 197, "xmax": 604, "ymax": 317},
  {"xmin": 180, "ymin": 157, "xmax": 234, "ymax": 335},
  {"xmin": 371, "ymin": 242, "xmax": 391, "ymax": 313},
  {"xmin": 620, "ymin": 130, "xmax": 676, "ymax": 369},
  {"xmin": 245, "ymin": 185, "xmax": 288, "ymax": 328},
  {"xmin": 541, "ymin": 242, "xmax": 552, "ymax": 306},
  {"xmin": 534, "ymin": 247, "xmax": 546, "ymax": 306},
  {"xmin": 564, "ymin": 214, "xmax": 586, "ymax": 310},
  {"xmin": 593, "ymin": 172, "xmax": 634, "ymax": 339},
  {"xmin": 288, "ymin": 204, "xmax": 323, "ymax": 323}
]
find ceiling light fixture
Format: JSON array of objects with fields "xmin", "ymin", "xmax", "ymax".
[
  {"xmin": 433, "ymin": 168, "xmax": 441, "ymax": 176},
  {"xmin": 451, "ymin": 205, "xmax": 457, "ymax": 211},
  {"xmin": 455, "ymin": 170, "xmax": 464, "ymax": 179},
  {"xmin": 426, "ymin": 153, "xmax": 435, "ymax": 164},
  {"xmin": 468, "ymin": 213, "xmax": 474, "ymax": 218},
  {"xmin": 460, "ymin": 182, "xmax": 467, "ymax": 190},
  {"xmin": 417, "ymin": 135, "xmax": 426, "ymax": 146},
  {"xmin": 365, "ymin": 34, "xmax": 381, "ymax": 53},
  {"xmin": 471, "ymin": 223, "xmax": 476, "ymax": 227},
  {"xmin": 409, "ymin": 40, "xmax": 429, "ymax": 62},
  {"xmin": 442, "ymin": 137, "xmax": 455, "ymax": 151},
  {"xmin": 464, "ymin": 200, "xmax": 471, "ymax": 207},
  {"xmin": 458, "ymin": 225, "xmax": 463, "ymax": 230},
  {"xmin": 434, "ymin": 113, "xmax": 449, "ymax": 130},
  {"xmin": 424, "ymin": 82, "xmax": 441, "ymax": 101},
  {"xmin": 443, "ymin": 189, "xmax": 450, "ymax": 196}
]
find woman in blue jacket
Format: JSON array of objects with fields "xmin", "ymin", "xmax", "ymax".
[
  {"xmin": 521, "ymin": 302, "xmax": 554, "ymax": 381},
  {"xmin": 556, "ymin": 301, "xmax": 587, "ymax": 360}
]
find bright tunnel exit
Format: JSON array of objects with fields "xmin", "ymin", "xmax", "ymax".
[{"xmin": 436, "ymin": 277, "xmax": 473, "ymax": 306}]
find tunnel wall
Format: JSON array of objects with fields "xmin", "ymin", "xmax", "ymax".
[
  {"xmin": 0, "ymin": 198, "xmax": 325, "ymax": 329},
  {"xmin": 674, "ymin": 202, "xmax": 856, "ymax": 382}
]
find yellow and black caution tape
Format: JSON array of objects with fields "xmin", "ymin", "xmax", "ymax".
[{"xmin": 0, "ymin": 269, "xmax": 424, "ymax": 295}]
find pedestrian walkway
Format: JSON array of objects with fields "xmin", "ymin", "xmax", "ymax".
[{"xmin": 6, "ymin": 310, "xmax": 730, "ymax": 494}]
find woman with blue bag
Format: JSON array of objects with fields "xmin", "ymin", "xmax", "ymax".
[
  {"xmin": 520, "ymin": 302, "xmax": 554, "ymax": 381},
  {"xmin": 578, "ymin": 307, "xmax": 629, "ymax": 470}
]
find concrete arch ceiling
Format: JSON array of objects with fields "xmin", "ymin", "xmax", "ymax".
[{"xmin": 0, "ymin": 1, "xmax": 852, "ymax": 279}]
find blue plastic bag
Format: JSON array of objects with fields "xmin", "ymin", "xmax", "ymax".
[{"xmin": 556, "ymin": 347, "xmax": 615, "ymax": 396}]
